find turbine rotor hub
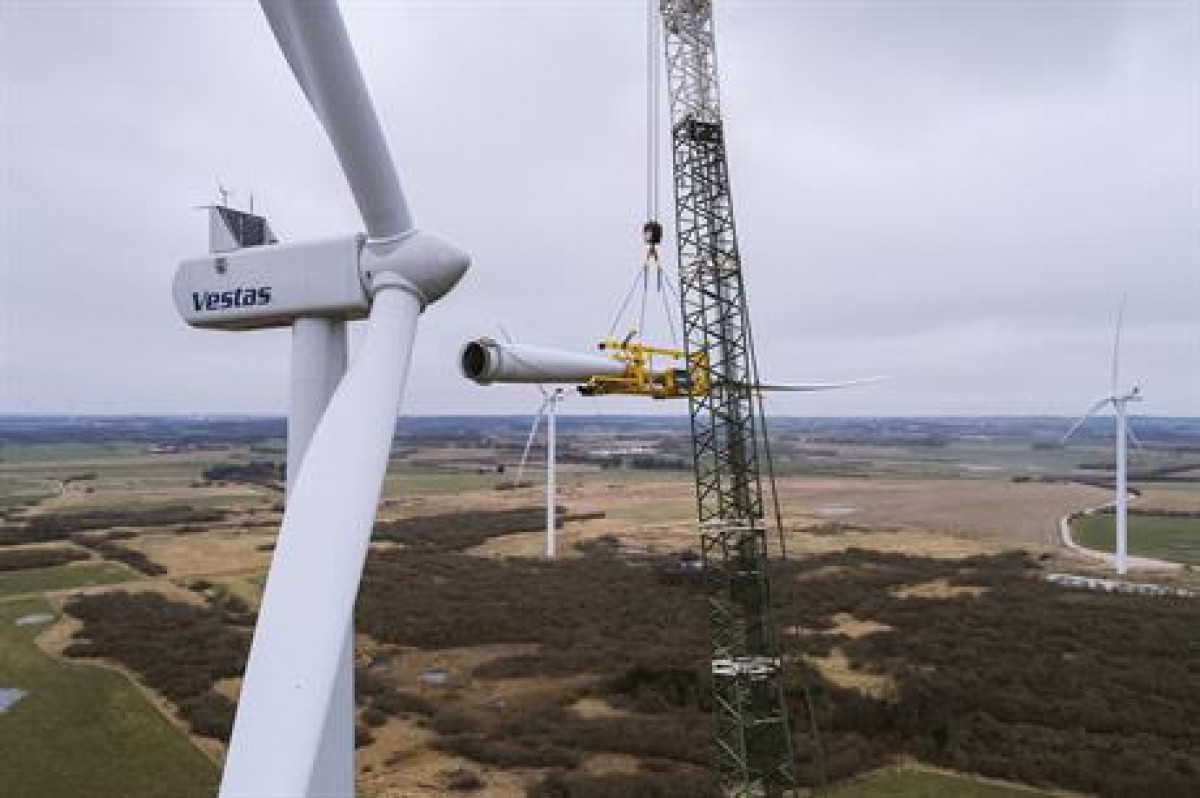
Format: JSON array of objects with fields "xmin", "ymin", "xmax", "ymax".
[{"xmin": 360, "ymin": 230, "xmax": 470, "ymax": 308}]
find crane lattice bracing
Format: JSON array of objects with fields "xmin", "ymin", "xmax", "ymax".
[{"xmin": 659, "ymin": 1, "xmax": 797, "ymax": 795}]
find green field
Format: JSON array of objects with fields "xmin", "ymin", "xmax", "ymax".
[
  {"xmin": 0, "ymin": 475, "xmax": 57, "ymax": 509},
  {"xmin": 831, "ymin": 766, "xmax": 1055, "ymax": 797},
  {"xmin": 1073, "ymin": 514, "xmax": 1200, "ymax": 566},
  {"xmin": 0, "ymin": 562, "xmax": 141, "ymax": 599},
  {"xmin": 0, "ymin": 442, "xmax": 147, "ymax": 465},
  {"xmin": 382, "ymin": 468, "xmax": 499, "ymax": 496},
  {"xmin": 0, "ymin": 597, "xmax": 219, "ymax": 798}
]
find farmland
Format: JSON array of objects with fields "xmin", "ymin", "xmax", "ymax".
[
  {"xmin": 1072, "ymin": 513, "xmax": 1200, "ymax": 566},
  {"xmin": 830, "ymin": 766, "xmax": 1061, "ymax": 797},
  {"xmin": 0, "ymin": 415, "xmax": 1197, "ymax": 797},
  {"xmin": 0, "ymin": 560, "xmax": 140, "ymax": 598},
  {"xmin": 0, "ymin": 597, "xmax": 219, "ymax": 798}
]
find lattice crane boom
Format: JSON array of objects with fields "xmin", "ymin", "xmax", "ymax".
[{"xmin": 657, "ymin": 1, "xmax": 798, "ymax": 794}]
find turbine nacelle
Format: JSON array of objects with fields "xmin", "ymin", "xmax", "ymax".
[
  {"xmin": 175, "ymin": 234, "xmax": 366, "ymax": 330},
  {"xmin": 1120, "ymin": 385, "xmax": 1142, "ymax": 404},
  {"xmin": 174, "ymin": 229, "xmax": 468, "ymax": 331}
]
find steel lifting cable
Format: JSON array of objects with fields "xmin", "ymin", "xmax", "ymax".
[
  {"xmin": 659, "ymin": 271, "xmax": 679, "ymax": 347},
  {"xmin": 607, "ymin": 269, "xmax": 645, "ymax": 339},
  {"xmin": 735, "ymin": 185, "xmax": 831, "ymax": 798},
  {"xmin": 646, "ymin": 0, "xmax": 660, "ymax": 227},
  {"xmin": 609, "ymin": 0, "xmax": 672, "ymax": 346},
  {"xmin": 609, "ymin": 257, "xmax": 681, "ymax": 347},
  {"xmin": 638, "ymin": 272, "xmax": 650, "ymax": 343},
  {"xmin": 742, "ymin": 293, "xmax": 788, "ymax": 561},
  {"xmin": 640, "ymin": 0, "xmax": 666, "ymax": 335}
]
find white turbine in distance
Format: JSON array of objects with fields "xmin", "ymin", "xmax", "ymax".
[
  {"xmin": 173, "ymin": 1, "xmax": 469, "ymax": 795},
  {"xmin": 1061, "ymin": 298, "xmax": 1144, "ymax": 576},
  {"xmin": 511, "ymin": 386, "xmax": 567, "ymax": 558}
]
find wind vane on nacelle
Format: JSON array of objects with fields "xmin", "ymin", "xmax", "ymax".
[{"xmin": 461, "ymin": 336, "xmax": 882, "ymax": 400}]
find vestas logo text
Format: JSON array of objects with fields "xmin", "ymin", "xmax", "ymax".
[{"xmin": 192, "ymin": 287, "xmax": 273, "ymax": 312}]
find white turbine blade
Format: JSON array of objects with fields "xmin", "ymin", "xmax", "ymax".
[
  {"xmin": 259, "ymin": 3, "xmax": 321, "ymax": 118},
  {"xmin": 516, "ymin": 401, "xmax": 549, "ymax": 483},
  {"xmin": 1060, "ymin": 396, "xmax": 1112, "ymax": 445},
  {"xmin": 494, "ymin": 326, "xmax": 549, "ymax": 397},
  {"xmin": 1111, "ymin": 294, "xmax": 1127, "ymax": 395},
  {"xmin": 1124, "ymin": 411, "xmax": 1147, "ymax": 453},
  {"xmin": 260, "ymin": 0, "xmax": 412, "ymax": 240},
  {"xmin": 220, "ymin": 285, "xmax": 422, "ymax": 797},
  {"xmin": 461, "ymin": 338, "xmax": 627, "ymax": 385},
  {"xmin": 752, "ymin": 376, "xmax": 884, "ymax": 392}
]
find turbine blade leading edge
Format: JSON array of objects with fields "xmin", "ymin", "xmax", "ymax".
[{"xmin": 1060, "ymin": 396, "xmax": 1113, "ymax": 446}]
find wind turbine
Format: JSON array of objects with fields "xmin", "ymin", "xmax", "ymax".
[
  {"xmin": 513, "ymin": 386, "xmax": 566, "ymax": 558},
  {"xmin": 173, "ymin": 2, "xmax": 468, "ymax": 795},
  {"xmin": 1061, "ymin": 298, "xmax": 1143, "ymax": 576}
]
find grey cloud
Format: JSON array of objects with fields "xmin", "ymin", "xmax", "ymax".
[{"xmin": 1, "ymin": 0, "xmax": 1195, "ymax": 416}]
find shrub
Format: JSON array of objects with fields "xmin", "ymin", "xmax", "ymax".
[
  {"xmin": 0, "ymin": 546, "xmax": 89, "ymax": 572},
  {"xmin": 446, "ymin": 768, "xmax": 484, "ymax": 792},
  {"xmin": 373, "ymin": 507, "xmax": 575, "ymax": 552},
  {"xmin": 527, "ymin": 770, "xmax": 717, "ymax": 798},
  {"xmin": 63, "ymin": 591, "xmax": 250, "ymax": 741},
  {"xmin": 179, "ymin": 692, "xmax": 236, "ymax": 740},
  {"xmin": 436, "ymin": 734, "xmax": 581, "ymax": 769},
  {"xmin": 0, "ymin": 505, "xmax": 228, "ymax": 546},
  {"xmin": 361, "ymin": 706, "xmax": 389, "ymax": 728}
]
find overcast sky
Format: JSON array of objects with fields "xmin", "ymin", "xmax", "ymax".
[{"xmin": 2, "ymin": 0, "xmax": 1197, "ymax": 417}]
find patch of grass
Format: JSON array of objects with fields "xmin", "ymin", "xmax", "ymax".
[
  {"xmin": 0, "ymin": 491, "xmax": 54, "ymax": 510},
  {"xmin": 0, "ymin": 561, "xmax": 140, "ymax": 599},
  {"xmin": 0, "ymin": 474, "xmax": 56, "ymax": 507},
  {"xmin": 831, "ymin": 765, "xmax": 1053, "ymax": 797},
  {"xmin": 1073, "ymin": 514, "xmax": 1200, "ymax": 565},
  {"xmin": 0, "ymin": 443, "xmax": 138, "ymax": 464},
  {"xmin": 0, "ymin": 597, "xmax": 219, "ymax": 798},
  {"xmin": 382, "ymin": 467, "xmax": 499, "ymax": 496},
  {"xmin": 610, "ymin": 498, "xmax": 695, "ymax": 524}
]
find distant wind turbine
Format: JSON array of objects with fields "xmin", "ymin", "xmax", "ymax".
[
  {"xmin": 513, "ymin": 387, "xmax": 566, "ymax": 558},
  {"xmin": 497, "ymin": 325, "xmax": 565, "ymax": 559},
  {"xmin": 1061, "ymin": 297, "xmax": 1144, "ymax": 575}
]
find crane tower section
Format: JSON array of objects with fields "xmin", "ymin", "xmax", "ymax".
[{"xmin": 659, "ymin": 1, "xmax": 797, "ymax": 794}]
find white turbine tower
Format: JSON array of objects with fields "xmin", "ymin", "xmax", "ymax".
[
  {"xmin": 513, "ymin": 387, "xmax": 566, "ymax": 558},
  {"xmin": 173, "ymin": 2, "xmax": 468, "ymax": 795},
  {"xmin": 1061, "ymin": 298, "xmax": 1143, "ymax": 576}
]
